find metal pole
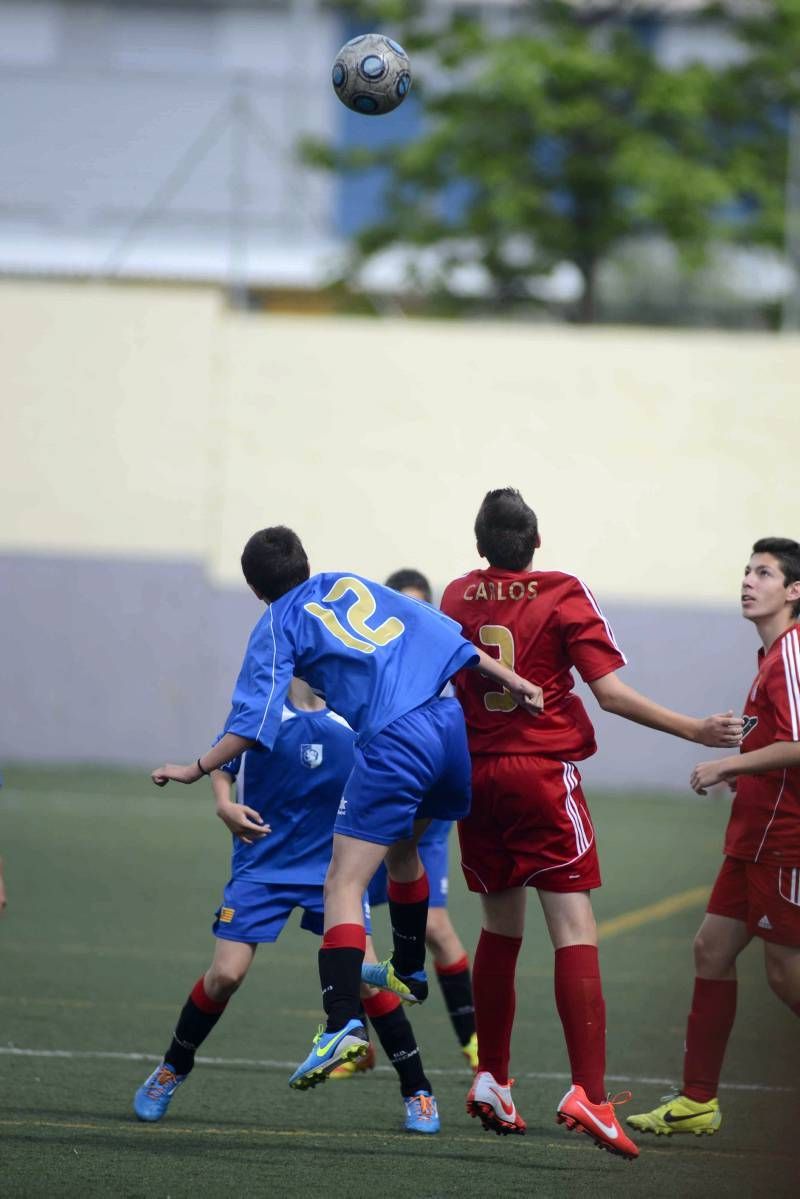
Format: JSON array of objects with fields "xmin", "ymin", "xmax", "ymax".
[
  {"xmin": 228, "ymin": 77, "xmax": 250, "ymax": 309},
  {"xmin": 782, "ymin": 108, "xmax": 800, "ymax": 331}
]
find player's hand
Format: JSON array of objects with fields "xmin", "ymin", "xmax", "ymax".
[
  {"xmin": 695, "ymin": 711, "xmax": 743, "ymax": 749},
  {"xmin": 151, "ymin": 762, "xmax": 202, "ymax": 787},
  {"xmin": 509, "ymin": 676, "xmax": 544, "ymax": 715},
  {"xmin": 216, "ymin": 800, "xmax": 270, "ymax": 845},
  {"xmin": 690, "ymin": 759, "xmax": 733, "ymax": 795}
]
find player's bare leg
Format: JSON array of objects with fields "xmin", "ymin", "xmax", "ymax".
[
  {"xmin": 467, "ymin": 889, "xmax": 527, "ymax": 1134},
  {"xmin": 134, "ymin": 939, "xmax": 256, "ymax": 1122},
  {"xmin": 763, "ymin": 941, "xmax": 800, "ymax": 1009},
  {"xmin": 629, "ymin": 914, "xmax": 750, "ymax": 1140},
  {"xmin": 204, "ymin": 938, "xmax": 257, "ymax": 1002}
]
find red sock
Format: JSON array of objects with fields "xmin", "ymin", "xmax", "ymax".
[
  {"xmin": 554, "ymin": 944, "xmax": 606, "ymax": 1105},
  {"xmin": 363, "ymin": 990, "xmax": 401, "ymax": 1019},
  {"xmin": 473, "ymin": 929, "xmax": 522, "ymax": 1084},
  {"xmin": 682, "ymin": 978, "xmax": 737, "ymax": 1102},
  {"xmin": 792, "ymin": 1001, "xmax": 800, "ymax": 1019},
  {"xmin": 190, "ymin": 975, "xmax": 228, "ymax": 1015}
]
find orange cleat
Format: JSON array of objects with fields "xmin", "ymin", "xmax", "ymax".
[
  {"xmin": 556, "ymin": 1084, "xmax": 639, "ymax": 1160},
  {"xmin": 466, "ymin": 1071, "xmax": 526, "ymax": 1136}
]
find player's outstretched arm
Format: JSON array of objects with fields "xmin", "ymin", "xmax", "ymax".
[
  {"xmin": 151, "ymin": 732, "xmax": 255, "ymax": 787},
  {"xmin": 691, "ymin": 739, "xmax": 800, "ymax": 794},
  {"xmin": 588, "ymin": 672, "xmax": 743, "ymax": 747},
  {"xmin": 211, "ymin": 769, "xmax": 270, "ymax": 844},
  {"xmin": 473, "ymin": 648, "xmax": 544, "ymax": 714}
]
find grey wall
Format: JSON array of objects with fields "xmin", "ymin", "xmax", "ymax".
[{"xmin": 0, "ymin": 552, "xmax": 754, "ymax": 790}]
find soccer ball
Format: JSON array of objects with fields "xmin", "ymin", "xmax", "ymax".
[{"xmin": 331, "ymin": 33, "xmax": 411, "ymax": 116}]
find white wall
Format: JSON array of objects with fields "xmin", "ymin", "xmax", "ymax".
[{"xmin": 2, "ymin": 280, "xmax": 797, "ymax": 605}]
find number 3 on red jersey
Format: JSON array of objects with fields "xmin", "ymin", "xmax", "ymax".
[{"xmin": 479, "ymin": 625, "xmax": 517, "ymax": 712}]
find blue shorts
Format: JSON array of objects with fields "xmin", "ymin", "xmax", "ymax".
[
  {"xmin": 336, "ymin": 697, "xmax": 471, "ymax": 847},
  {"xmin": 368, "ymin": 824, "xmax": 451, "ymax": 909},
  {"xmin": 212, "ymin": 877, "xmax": 371, "ymax": 944}
]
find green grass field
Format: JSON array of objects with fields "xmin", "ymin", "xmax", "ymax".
[{"xmin": 1, "ymin": 766, "xmax": 798, "ymax": 1197}]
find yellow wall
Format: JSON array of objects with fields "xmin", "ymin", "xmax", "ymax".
[{"xmin": 2, "ymin": 279, "xmax": 797, "ymax": 603}]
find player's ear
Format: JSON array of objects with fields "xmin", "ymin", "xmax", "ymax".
[
  {"xmin": 787, "ymin": 579, "xmax": 800, "ymax": 605},
  {"xmin": 248, "ymin": 582, "xmax": 266, "ymax": 602},
  {"xmin": 476, "ymin": 541, "xmax": 486, "ymax": 561},
  {"xmin": 534, "ymin": 534, "xmax": 541, "ymax": 549}
]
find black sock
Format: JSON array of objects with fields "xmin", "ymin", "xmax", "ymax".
[
  {"xmin": 436, "ymin": 963, "xmax": 476, "ymax": 1045},
  {"xmin": 388, "ymin": 876, "xmax": 429, "ymax": 978},
  {"xmin": 319, "ymin": 946, "xmax": 365, "ymax": 1032},
  {"xmin": 165, "ymin": 982, "xmax": 227, "ymax": 1076},
  {"xmin": 370, "ymin": 1005, "xmax": 431, "ymax": 1097}
]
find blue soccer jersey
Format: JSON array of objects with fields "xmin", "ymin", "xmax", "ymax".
[
  {"xmin": 220, "ymin": 701, "xmax": 355, "ymax": 886},
  {"xmin": 224, "ymin": 573, "xmax": 478, "ymax": 750}
]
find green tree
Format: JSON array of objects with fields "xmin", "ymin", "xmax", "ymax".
[{"xmin": 305, "ymin": 1, "xmax": 779, "ymax": 323}]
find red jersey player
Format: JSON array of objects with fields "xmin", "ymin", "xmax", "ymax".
[
  {"xmin": 628, "ymin": 538, "xmax": 800, "ymax": 1140},
  {"xmin": 440, "ymin": 488, "xmax": 742, "ymax": 1160}
]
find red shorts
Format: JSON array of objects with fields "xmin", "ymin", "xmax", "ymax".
[
  {"xmin": 707, "ymin": 856, "xmax": 800, "ymax": 947},
  {"xmin": 458, "ymin": 753, "xmax": 601, "ymax": 894}
]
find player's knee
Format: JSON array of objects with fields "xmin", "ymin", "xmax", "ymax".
[
  {"xmin": 693, "ymin": 929, "xmax": 732, "ymax": 978},
  {"xmin": 206, "ymin": 964, "xmax": 247, "ymax": 999},
  {"xmin": 764, "ymin": 956, "xmax": 796, "ymax": 1004}
]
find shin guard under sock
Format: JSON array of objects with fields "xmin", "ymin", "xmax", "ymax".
[
  {"xmin": 554, "ymin": 944, "xmax": 606, "ymax": 1105},
  {"xmin": 165, "ymin": 976, "xmax": 228, "ymax": 1076},
  {"xmin": 388, "ymin": 874, "xmax": 430, "ymax": 978},
  {"xmin": 683, "ymin": 978, "xmax": 737, "ymax": 1103},
  {"xmin": 435, "ymin": 954, "xmax": 476, "ymax": 1045},
  {"xmin": 319, "ymin": 923, "xmax": 366, "ymax": 1032},
  {"xmin": 364, "ymin": 990, "xmax": 430, "ymax": 1097},
  {"xmin": 472, "ymin": 929, "xmax": 522, "ymax": 1084}
]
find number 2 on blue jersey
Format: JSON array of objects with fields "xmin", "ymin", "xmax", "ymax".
[{"xmin": 304, "ymin": 577, "xmax": 405, "ymax": 655}]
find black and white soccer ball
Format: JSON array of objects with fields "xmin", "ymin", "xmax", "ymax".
[{"xmin": 331, "ymin": 33, "xmax": 411, "ymax": 116}]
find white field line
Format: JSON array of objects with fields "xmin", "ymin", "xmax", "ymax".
[{"xmin": 0, "ymin": 1045, "xmax": 793, "ymax": 1094}]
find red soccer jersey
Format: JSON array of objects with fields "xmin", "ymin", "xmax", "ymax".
[
  {"xmin": 724, "ymin": 623, "xmax": 800, "ymax": 866},
  {"xmin": 440, "ymin": 567, "xmax": 626, "ymax": 760}
]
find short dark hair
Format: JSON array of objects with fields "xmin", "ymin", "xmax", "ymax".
[
  {"xmin": 385, "ymin": 568, "xmax": 432, "ymax": 603},
  {"xmin": 474, "ymin": 488, "xmax": 538, "ymax": 571},
  {"xmin": 752, "ymin": 537, "xmax": 800, "ymax": 618},
  {"xmin": 241, "ymin": 526, "xmax": 310, "ymax": 601}
]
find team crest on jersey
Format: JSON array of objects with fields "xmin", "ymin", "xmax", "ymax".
[
  {"xmin": 301, "ymin": 743, "xmax": 324, "ymax": 769},
  {"xmin": 741, "ymin": 715, "xmax": 759, "ymax": 740}
]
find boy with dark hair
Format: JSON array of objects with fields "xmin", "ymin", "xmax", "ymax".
[
  {"xmin": 152, "ymin": 526, "xmax": 543, "ymax": 1089},
  {"xmin": 384, "ymin": 569, "xmax": 433, "ymax": 604},
  {"xmin": 136, "ymin": 678, "xmax": 441, "ymax": 1132},
  {"xmin": 628, "ymin": 538, "xmax": 800, "ymax": 1140},
  {"xmin": 360, "ymin": 569, "xmax": 478, "ymax": 1072},
  {"xmin": 440, "ymin": 488, "xmax": 742, "ymax": 1159}
]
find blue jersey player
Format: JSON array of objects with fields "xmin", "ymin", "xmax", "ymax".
[
  {"xmin": 151, "ymin": 526, "xmax": 543, "ymax": 1089},
  {"xmin": 136, "ymin": 678, "xmax": 441, "ymax": 1133},
  {"xmin": 364, "ymin": 569, "xmax": 478, "ymax": 1073}
]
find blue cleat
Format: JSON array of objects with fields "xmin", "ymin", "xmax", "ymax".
[
  {"xmin": 361, "ymin": 959, "xmax": 428, "ymax": 1004},
  {"xmin": 289, "ymin": 1019, "xmax": 368, "ymax": 1090},
  {"xmin": 133, "ymin": 1062, "xmax": 186, "ymax": 1122},
  {"xmin": 404, "ymin": 1090, "xmax": 440, "ymax": 1134}
]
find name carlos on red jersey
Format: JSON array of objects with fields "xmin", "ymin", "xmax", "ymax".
[{"xmin": 440, "ymin": 568, "xmax": 626, "ymax": 760}]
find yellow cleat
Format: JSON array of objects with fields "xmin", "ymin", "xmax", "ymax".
[
  {"xmin": 329, "ymin": 1042, "xmax": 376, "ymax": 1079},
  {"xmin": 627, "ymin": 1092, "xmax": 721, "ymax": 1137},
  {"xmin": 461, "ymin": 1032, "xmax": 479, "ymax": 1073}
]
